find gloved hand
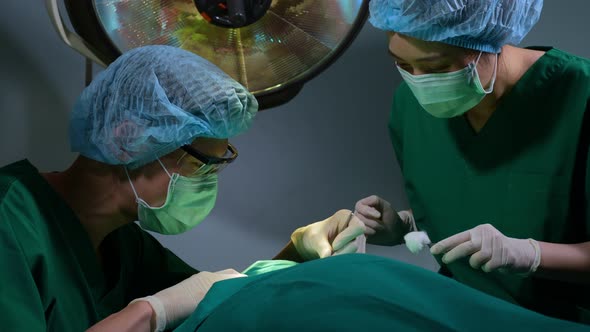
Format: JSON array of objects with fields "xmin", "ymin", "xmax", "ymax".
[
  {"xmin": 291, "ymin": 209, "xmax": 366, "ymax": 261},
  {"xmin": 430, "ymin": 224, "xmax": 542, "ymax": 275},
  {"xmin": 354, "ymin": 195, "xmax": 415, "ymax": 246},
  {"xmin": 130, "ymin": 269, "xmax": 246, "ymax": 331}
]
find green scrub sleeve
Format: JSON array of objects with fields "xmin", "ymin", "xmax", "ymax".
[{"xmin": 0, "ymin": 195, "xmax": 46, "ymax": 331}]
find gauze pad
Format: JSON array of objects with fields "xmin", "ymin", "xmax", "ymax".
[{"xmin": 404, "ymin": 231, "xmax": 431, "ymax": 254}]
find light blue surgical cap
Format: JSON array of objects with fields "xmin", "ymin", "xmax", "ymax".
[
  {"xmin": 70, "ymin": 45, "xmax": 258, "ymax": 169},
  {"xmin": 369, "ymin": 0, "xmax": 543, "ymax": 53}
]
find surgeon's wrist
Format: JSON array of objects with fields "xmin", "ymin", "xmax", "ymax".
[
  {"xmin": 129, "ymin": 296, "xmax": 166, "ymax": 332},
  {"xmin": 512, "ymin": 238, "xmax": 542, "ymax": 277},
  {"xmin": 274, "ymin": 240, "xmax": 305, "ymax": 262},
  {"xmin": 139, "ymin": 300, "xmax": 158, "ymax": 332},
  {"xmin": 131, "ymin": 300, "xmax": 158, "ymax": 332},
  {"xmin": 528, "ymin": 238, "xmax": 542, "ymax": 273}
]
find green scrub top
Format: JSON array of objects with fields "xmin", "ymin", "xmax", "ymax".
[
  {"xmin": 390, "ymin": 47, "xmax": 590, "ymax": 322},
  {"xmin": 0, "ymin": 160, "xmax": 198, "ymax": 331}
]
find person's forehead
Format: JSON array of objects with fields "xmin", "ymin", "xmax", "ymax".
[{"xmin": 388, "ymin": 33, "xmax": 465, "ymax": 61}]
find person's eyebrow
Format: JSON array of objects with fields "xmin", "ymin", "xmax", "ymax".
[{"xmin": 388, "ymin": 49, "xmax": 447, "ymax": 63}]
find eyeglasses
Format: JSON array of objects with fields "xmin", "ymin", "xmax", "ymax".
[{"xmin": 179, "ymin": 143, "xmax": 238, "ymax": 175}]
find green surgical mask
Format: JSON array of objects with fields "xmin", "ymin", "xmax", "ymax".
[
  {"xmin": 397, "ymin": 52, "xmax": 498, "ymax": 118},
  {"xmin": 125, "ymin": 160, "xmax": 218, "ymax": 235}
]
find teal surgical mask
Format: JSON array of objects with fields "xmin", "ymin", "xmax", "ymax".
[
  {"xmin": 125, "ymin": 160, "xmax": 218, "ymax": 235},
  {"xmin": 397, "ymin": 52, "xmax": 498, "ymax": 118}
]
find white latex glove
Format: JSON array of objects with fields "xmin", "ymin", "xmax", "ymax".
[
  {"xmin": 130, "ymin": 269, "xmax": 246, "ymax": 331},
  {"xmin": 430, "ymin": 224, "xmax": 541, "ymax": 275},
  {"xmin": 291, "ymin": 209, "xmax": 366, "ymax": 261},
  {"xmin": 354, "ymin": 195, "xmax": 415, "ymax": 246}
]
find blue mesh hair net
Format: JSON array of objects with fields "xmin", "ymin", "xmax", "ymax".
[
  {"xmin": 369, "ymin": 0, "xmax": 543, "ymax": 53},
  {"xmin": 70, "ymin": 45, "xmax": 258, "ymax": 169}
]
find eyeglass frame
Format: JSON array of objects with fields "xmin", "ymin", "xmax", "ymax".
[{"xmin": 180, "ymin": 142, "xmax": 238, "ymax": 166}]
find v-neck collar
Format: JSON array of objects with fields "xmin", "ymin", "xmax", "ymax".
[
  {"xmin": 28, "ymin": 161, "xmax": 125, "ymax": 305},
  {"xmin": 452, "ymin": 47, "xmax": 560, "ymax": 141}
]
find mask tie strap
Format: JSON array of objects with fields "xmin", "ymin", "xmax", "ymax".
[
  {"xmin": 177, "ymin": 152, "xmax": 188, "ymax": 165},
  {"xmin": 475, "ymin": 51, "xmax": 483, "ymax": 65},
  {"xmin": 156, "ymin": 158, "xmax": 173, "ymax": 179}
]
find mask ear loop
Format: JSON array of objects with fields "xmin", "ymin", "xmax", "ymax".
[
  {"xmin": 483, "ymin": 53, "xmax": 499, "ymax": 94},
  {"xmin": 124, "ymin": 158, "xmax": 173, "ymax": 208},
  {"xmin": 124, "ymin": 166, "xmax": 144, "ymax": 205},
  {"xmin": 156, "ymin": 158, "xmax": 172, "ymax": 179},
  {"xmin": 467, "ymin": 51, "xmax": 484, "ymax": 72},
  {"xmin": 472, "ymin": 51, "xmax": 498, "ymax": 94}
]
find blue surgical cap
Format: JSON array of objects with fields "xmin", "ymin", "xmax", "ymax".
[
  {"xmin": 70, "ymin": 45, "xmax": 258, "ymax": 169},
  {"xmin": 369, "ymin": 0, "xmax": 543, "ymax": 53}
]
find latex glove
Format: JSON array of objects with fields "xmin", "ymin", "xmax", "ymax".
[
  {"xmin": 291, "ymin": 209, "xmax": 366, "ymax": 261},
  {"xmin": 130, "ymin": 269, "xmax": 246, "ymax": 331},
  {"xmin": 354, "ymin": 195, "xmax": 415, "ymax": 246},
  {"xmin": 430, "ymin": 224, "xmax": 541, "ymax": 275}
]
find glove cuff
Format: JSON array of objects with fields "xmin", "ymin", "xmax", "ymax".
[
  {"xmin": 528, "ymin": 238, "xmax": 542, "ymax": 274},
  {"xmin": 129, "ymin": 296, "xmax": 166, "ymax": 332}
]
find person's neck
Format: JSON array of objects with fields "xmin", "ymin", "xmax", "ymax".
[
  {"xmin": 42, "ymin": 158, "xmax": 134, "ymax": 251},
  {"xmin": 466, "ymin": 46, "xmax": 544, "ymax": 133}
]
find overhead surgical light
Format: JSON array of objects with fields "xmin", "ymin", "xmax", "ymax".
[{"xmin": 46, "ymin": 0, "xmax": 369, "ymax": 109}]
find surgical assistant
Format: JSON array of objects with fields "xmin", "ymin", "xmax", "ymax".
[{"xmin": 345, "ymin": 0, "xmax": 590, "ymax": 323}]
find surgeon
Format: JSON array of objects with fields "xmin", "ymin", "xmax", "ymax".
[
  {"xmin": 313, "ymin": 0, "xmax": 590, "ymax": 324},
  {"xmin": 0, "ymin": 45, "xmax": 365, "ymax": 331}
]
